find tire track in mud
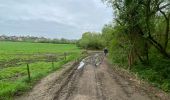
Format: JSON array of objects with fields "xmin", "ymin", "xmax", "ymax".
[
  {"xmin": 53, "ymin": 54, "xmax": 104, "ymax": 100},
  {"xmin": 53, "ymin": 63, "xmax": 81, "ymax": 100},
  {"xmin": 53, "ymin": 53, "xmax": 153, "ymax": 100}
]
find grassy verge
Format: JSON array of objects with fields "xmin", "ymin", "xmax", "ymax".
[
  {"xmin": 0, "ymin": 53, "xmax": 81, "ymax": 100},
  {"xmin": 109, "ymin": 49, "xmax": 170, "ymax": 92},
  {"xmin": 131, "ymin": 56, "xmax": 170, "ymax": 92}
]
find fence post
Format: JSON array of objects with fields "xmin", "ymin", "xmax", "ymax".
[
  {"xmin": 27, "ymin": 63, "xmax": 31, "ymax": 82},
  {"xmin": 64, "ymin": 52, "xmax": 67, "ymax": 60},
  {"xmin": 52, "ymin": 61, "xmax": 54, "ymax": 70}
]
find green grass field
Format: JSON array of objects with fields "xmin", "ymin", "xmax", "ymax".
[
  {"xmin": 0, "ymin": 41, "xmax": 81, "ymax": 100},
  {"xmin": 0, "ymin": 41, "xmax": 80, "ymax": 60}
]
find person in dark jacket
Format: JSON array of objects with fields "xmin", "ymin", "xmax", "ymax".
[{"xmin": 104, "ymin": 48, "xmax": 108, "ymax": 56}]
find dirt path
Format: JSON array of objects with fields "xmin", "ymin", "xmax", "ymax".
[{"xmin": 15, "ymin": 53, "xmax": 169, "ymax": 100}]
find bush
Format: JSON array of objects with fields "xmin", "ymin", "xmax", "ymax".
[{"xmin": 77, "ymin": 32, "xmax": 105, "ymax": 50}]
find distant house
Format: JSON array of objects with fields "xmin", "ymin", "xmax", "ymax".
[{"xmin": 17, "ymin": 37, "xmax": 23, "ymax": 41}]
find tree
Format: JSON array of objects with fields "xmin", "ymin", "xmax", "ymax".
[
  {"xmin": 102, "ymin": 24, "xmax": 115, "ymax": 46},
  {"xmin": 78, "ymin": 32, "xmax": 105, "ymax": 50},
  {"xmin": 103, "ymin": 0, "xmax": 170, "ymax": 65}
]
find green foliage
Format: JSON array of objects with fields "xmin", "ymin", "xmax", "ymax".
[
  {"xmin": 77, "ymin": 32, "xmax": 105, "ymax": 50},
  {"xmin": 102, "ymin": 24, "xmax": 115, "ymax": 46},
  {"xmin": 131, "ymin": 53, "xmax": 170, "ymax": 92}
]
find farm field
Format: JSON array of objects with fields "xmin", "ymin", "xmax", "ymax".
[
  {"xmin": 0, "ymin": 41, "xmax": 80, "ymax": 60},
  {"xmin": 0, "ymin": 41, "xmax": 81, "ymax": 100}
]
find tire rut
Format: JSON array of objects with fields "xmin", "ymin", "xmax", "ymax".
[{"xmin": 53, "ymin": 63, "xmax": 80, "ymax": 100}]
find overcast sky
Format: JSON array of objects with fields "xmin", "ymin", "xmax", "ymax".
[{"xmin": 0, "ymin": 0, "xmax": 113, "ymax": 39}]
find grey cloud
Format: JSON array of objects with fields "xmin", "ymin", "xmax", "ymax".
[{"xmin": 0, "ymin": 0, "xmax": 112, "ymax": 39}]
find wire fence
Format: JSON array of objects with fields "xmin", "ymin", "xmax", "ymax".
[
  {"xmin": 25, "ymin": 52, "xmax": 69, "ymax": 82},
  {"xmin": 0, "ymin": 52, "xmax": 73, "ymax": 69},
  {"xmin": 0, "ymin": 52, "xmax": 69, "ymax": 82}
]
